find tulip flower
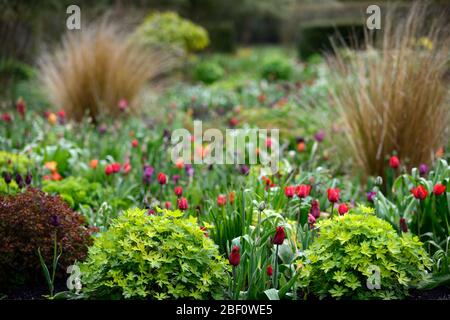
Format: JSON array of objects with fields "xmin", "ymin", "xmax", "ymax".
[
  {"xmin": 399, "ymin": 218, "xmax": 408, "ymax": 233},
  {"xmin": 297, "ymin": 141, "xmax": 305, "ymax": 152},
  {"xmin": 366, "ymin": 191, "xmax": 376, "ymax": 203},
  {"xmin": 314, "ymin": 130, "xmax": 325, "ymax": 142},
  {"xmin": 164, "ymin": 201, "xmax": 171, "ymax": 209},
  {"xmin": 327, "ymin": 188, "xmax": 340, "ymax": 203},
  {"xmin": 90, "ymin": 159, "xmax": 98, "ymax": 169},
  {"xmin": 389, "ymin": 156, "xmax": 400, "ymax": 169},
  {"xmin": 57, "ymin": 110, "xmax": 66, "ymax": 124},
  {"xmin": 25, "ymin": 172, "xmax": 32, "ymax": 186},
  {"xmin": 273, "ymin": 226, "xmax": 286, "ymax": 245},
  {"xmin": 267, "ymin": 265, "xmax": 273, "ymax": 277},
  {"xmin": 143, "ymin": 165, "xmax": 154, "ymax": 184},
  {"xmin": 122, "ymin": 162, "xmax": 131, "ymax": 174},
  {"xmin": 433, "ymin": 183, "xmax": 446, "ymax": 196},
  {"xmin": 296, "ymin": 184, "xmax": 311, "ymax": 198},
  {"xmin": 2, "ymin": 172, "xmax": 12, "ymax": 184},
  {"xmin": 411, "ymin": 185, "xmax": 428, "ymax": 200},
  {"xmin": 47, "ymin": 113, "xmax": 57, "ymax": 125},
  {"xmin": 172, "ymin": 174, "xmax": 180, "ymax": 184},
  {"xmin": 177, "ymin": 197, "xmax": 188, "ymax": 211},
  {"xmin": 1, "ymin": 112, "xmax": 12, "ymax": 123},
  {"xmin": 131, "ymin": 139, "xmax": 138, "ymax": 148},
  {"xmin": 338, "ymin": 203, "xmax": 349, "ymax": 215},
  {"xmin": 16, "ymin": 97, "xmax": 26, "ymax": 118},
  {"xmin": 174, "ymin": 186, "xmax": 183, "ymax": 197},
  {"xmin": 229, "ymin": 117, "xmax": 238, "ymax": 127},
  {"xmin": 419, "ymin": 164, "xmax": 428, "ymax": 176},
  {"xmin": 217, "ymin": 194, "xmax": 227, "ymax": 206},
  {"xmin": 157, "ymin": 172, "xmax": 167, "ymax": 185},
  {"xmin": 229, "ymin": 245, "xmax": 240, "ymax": 266},
  {"xmin": 310, "ymin": 199, "xmax": 320, "ymax": 218},
  {"xmin": 228, "ymin": 191, "xmax": 235, "ymax": 203},
  {"xmin": 284, "ymin": 186, "xmax": 295, "ymax": 198},
  {"xmin": 175, "ymin": 158, "xmax": 184, "ymax": 169},
  {"xmin": 118, "ymin": 98, "xmax": 128, "ymax": 112}
]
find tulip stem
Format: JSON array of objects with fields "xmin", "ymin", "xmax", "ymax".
[
  {"xmin": 273, "ymin": 245, "xmax": 279, "ymax": 289},
  {"xmin": 330, "ymin": 204, "xmax": 334, "ymax": 218},
  {"xmin": 232, "ymin": 266, "xmax": 237, "ymax": 299}
]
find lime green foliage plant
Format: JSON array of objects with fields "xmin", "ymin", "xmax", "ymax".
[
  {"xmin": 42, "ymin": 177, "xmax": 101, "ymax": 210},
  {"xmin": 0, "ymin": 150, "xmax": 31, "ymax": 174},
  {"xmin": 260, "ymin": 56, "xmax": 292, "ymax": 81},
  {"xmin": 134, "ymin": 12, "xmax": 209, "ymax": 55},
  {"xmin": 193, "ymin": 61, "xmax": 224, "ymax": 84},
  {"xmin": 298, "ymin": 205, "xmax": 432, "ymax": 299},
  {"xmin": 79, "ymin": 208, "xmax": 229, "ymax": 299}
]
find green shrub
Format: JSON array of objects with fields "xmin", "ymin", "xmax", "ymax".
[
  {"xmin": 260, "ymin": 57, "xmax": 292, "ymax": 81},
  {"xmin": 193, "ymin": 61, "xmax": 224, "ymax": 84},
  {"xmin": 79, "ymin": 208, "xmax": 229, "ymax": 299},
  {"xmin": 298, "ymin": 205, "xmax": 432, "ymax": 300},
  {"xmin": 133, "ymin": 12, "xmax": 209, "ymax": 55},
  {"xmin": 42, "ymin": 177, "xmax": 101, "ymax": 210}
]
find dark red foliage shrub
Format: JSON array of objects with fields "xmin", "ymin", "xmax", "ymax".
[{"xmin": 0, "ymin": 188, "xmax": 92, "ymax": 288}]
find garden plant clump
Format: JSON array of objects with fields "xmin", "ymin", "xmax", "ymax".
[{"xmin": 0, "ymin": 1, "xmax": 449, "ymax": 303}]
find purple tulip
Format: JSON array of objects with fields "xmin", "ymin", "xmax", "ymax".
[
  {"xmin": 143, "ymin": 165, "xmax": 154, "ymax": 184},
  {"xmin": 314, "ymin": 130, "xmax": 325, "ymax": 143},
  {"xmin": 185, "ymin": 164, "xmax": 194, "ymax": 177},
  {"xmin": 240, "ymin": 165, "xmax": 249, "ymax": 175},
  {"xmin": 419, "ymin": 164, "xmax": 428, "ymax": 176},
  {"xmin": 366, "ymin": 191, "xmax": 376, "ymax": 203},
  {"xmin": 172, "ymin": 174, "xmax": 180, "ymax": 184}
]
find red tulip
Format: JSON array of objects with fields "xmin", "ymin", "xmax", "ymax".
[
  {"xmin": 399, "ymin": 218, "xmax": 408, "ymax": 233},
  {"xmin": 16, "ymin": 97, "xmax": 26, "ymax": 118},
  {"xmin": 229, "ymin": 245, "xmax": 240, "ymax": 266},
  {"xmin": 111, "ymin": 162, "xmax": 121, "ymax": 173},
  {"xmin": 296, "ymin": 184, "xmax": 311, "ymax": 198},
  {"xmin": 217, "ymin": 194, "xmax": 227, "ymax": 206},
  {"xmin": 310, "ymin": 199, "xmax": 320, "ymax": 218},
  {"xmin": 131, "ymin": 139, "xmax": 138, "ymax": 148},
  {"xmin": 164, "ymin": 201, "xmax": 171, "ymax": 209},
  {"xmin": 157, "ymin": 172, "xmax": 167, "ymax": 185},
  {"xmin": 284, "ymin": 186, "xmax": 295, "ymax": 198},
  {"xmin": 177, "ymin": 197, "xmax": 188, "ymax": 210},
  {"xmin": 411, "ymin": 185, "xmax": 428, "ymax": 200},
  {"xmin": 267, "ymin": 265, "xmax": 273, "ymax": 277},
  {"xmin": 1, "ymin": 112, "xmax": 12, "ymax": 123},
  {"xmin": 433, "ymin": 183, "xmax": 446, "ymax": 196},
  {"xmin": 389, "ymin": 156, "xmax": 400, "ymax": 169},
  {"xmin": 122, "ymin": 162, "xmax": 131, "ymax": 174},
  {"xmin": 174, "ymin": 186, "xmax": 183, "ymax": 197},
  {"xmin": 105, "ymin": 165, "xmax": 114, "ymax": 175},
  {"xmin": 273, "ymin": 226, "xmax": 286, "ymax": 245},
  {"xmin": 338, "ymin": 203, "xmax": 349, "ymax": 215},
  {"xmin": 327, "ymin": 188, "xmax": 340, "ymax": 203}
]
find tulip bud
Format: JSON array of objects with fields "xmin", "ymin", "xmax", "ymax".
[
  {"xmin": 157, "ymin": 172, "xmax": 167, "ymax": 185},
  {"xmin": 267, "ymin": 265, "xmax": 273, "ymax": 277},
  {"xmin": 273, "ymin": 226, "xmax": 286, "ymax": 245},
  {"xmin": 389, "ymin": 156, "xmax": 400, "ymax": 169},
  {"xmin": 229, "ymin": 245, "xmax": 241, "ymax": 266},
  {"xmin": 338, "ymin": 203, "xmax": 349, "ymax": 215},
  {"xmin": 433, "ymin": 183, "xmax": 446, "ymax": 196}
]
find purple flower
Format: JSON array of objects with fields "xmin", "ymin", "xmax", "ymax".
[
  {"xmin": 98, "ymin": 125, "xmax": 107, "ymax": 134},
  {"xmin": 143, "ymin": 165, "xmax": 154, "ymax": 184},
  {"xmin": 366, "ymin": 191, "xmax": 376, "ymax": 203},
  {"xmin": 25, "ymin": 172, "xmax": 32, "ymax": 185},
  {"xmin": 2, "ymin": 172, "xmax": 12, "ymax": 184},
  {"xmin": 172, "ymin": 174, "xmax": 180, "ymax": 184},
  {"xmin": 15, "ymin": 173, "xmax": 25, "ymax": 188},
  {"xmin": 240, "ymin": 165, "xmax": 249, "ymax": 175},
  {"xmin": 419, "ymin": 164, "xmax": 428, "ymax": 176},
  {"xmin": 314, "ymin": 130, "xmax": 325, "ymax": 143},
  {"xmin": 185, "ymin": 164, "xmax": 194, "ymax": 177}
]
